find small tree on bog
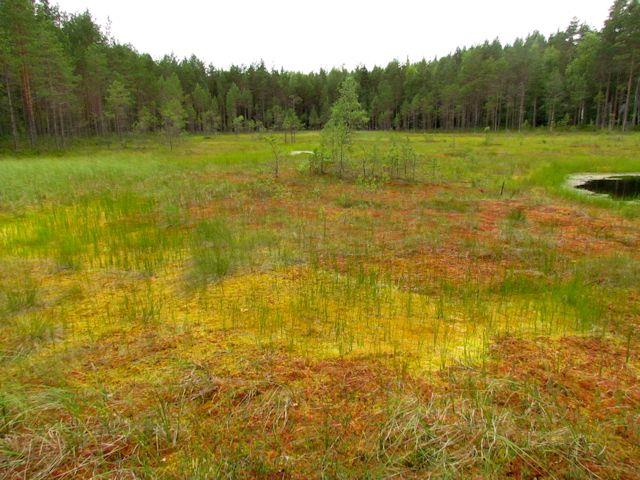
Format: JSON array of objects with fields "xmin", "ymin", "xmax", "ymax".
[
  {"xmin": 321, "ymin": 76, "xmax": 368, "ymax": 177},
  {"xmin": 263, "ymin": 133, "xmax": 282, "ymax": 179}
]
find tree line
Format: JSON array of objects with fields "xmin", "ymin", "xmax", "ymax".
[{"xmin": 0, "ymin": 0, "xmax": 639, "ymax": 149}]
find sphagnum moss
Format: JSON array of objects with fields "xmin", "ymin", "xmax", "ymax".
[{"xmin": 0, "ymin": 132, "xmax": 638, "ymax": 479}]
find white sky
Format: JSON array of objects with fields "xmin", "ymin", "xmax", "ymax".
[{"xmin": 54, "ymin": 0, "xmax": 612, "ymax": 72}]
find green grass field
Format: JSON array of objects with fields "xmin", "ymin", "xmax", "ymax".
[{"xmin": 1, "ymin": 131, "xmax": 639, "ymax": 479}]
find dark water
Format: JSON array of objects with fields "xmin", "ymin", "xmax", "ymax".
[{"xmin": 577, "ymin": 176, "xmax": 640, "ymax": 200}]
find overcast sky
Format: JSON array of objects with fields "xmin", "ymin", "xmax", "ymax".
[{"xmin": 54, "ymin": 0, "xmax": 612, "ymax": 72}]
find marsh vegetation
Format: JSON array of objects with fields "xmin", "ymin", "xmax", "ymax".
[
  {"xmin": 1, "ymin": 0, "xmax": 640, "ymax": 477},
  {"xmin": 0, "ymin": 131, "xmax": 639, "ymax": 478}
]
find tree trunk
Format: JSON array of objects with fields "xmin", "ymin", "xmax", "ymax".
[
  {"xmin": 518, "ymin": 86, "xmax": 525, "ymax": 130},
  {"xmin": 622, "ymin": 59, "xmax": 635, "ymax": 131},
  {"xmin": 632, "ymin": 76, "xmax": 640, "ymax": 128},
  {"xmin": 58, "ymin": 104, "xmax": 66, "ymax": 148},
  {"xmin": 3, "ymin": 68, "xmax": 18, "ymax": 151},
  {"xmin": 46, "ymin": 67, "xmax": 62, "ymax": 148},
  {"xmin": 20, "ymin": 64, "xmax": 36, "ymax": 146},
  {"xmin": 604, "ymin": 74, "xmax": 611, "ymax": 129},
  {"xmin": 608, "ymin": 87, "xmax": 615, "ymax": 130},
  {"xmin": 611, "ymin": 83, "xmax": 620, "ymax": 129},
  {"xmin": 51, "ymin": 103, "xmax": 60, "ymax": 148}
]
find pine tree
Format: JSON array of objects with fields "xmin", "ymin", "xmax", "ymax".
[
  {"xmin": 135, "ymin": 106, "xmax": 156, "ymax": 133},
  {"xmin": 282, "ymin": 109, "xmax": 302, "ymax": 143},
  {"xmin": 160, "ymin": 74, "xmax": 185, "ymax": 149},
  {"xmin": 207, "ymin": 95, "xmax": 221, "ymax": 133},
  {"xmin": 106, "ymin": 79, "xmax": 132, "ymax": 136},
  {"xmin": 308, "ymin": 106, "xmax": 321, "ymax": 130},
  {"xmin": 0, "ymin": 0, "xmax": 639, "ymax": 145},
  {"xmin": 192, "ymin": 84, "xmax": 210, "ymax": 132},
  {"xmin": 0, "ymin": 0, "xmax": 38, "ymax": 146},
  {"xmin": 226, "ymin": 83, "xmax": 240, "ymax": 130},
  {"xmin": 0, "ymin": 24, "xmax": 18, "ymax": 150}
]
